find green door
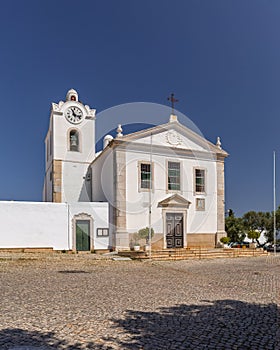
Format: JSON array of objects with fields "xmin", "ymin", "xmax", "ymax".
[{"xmin": 76, "ymin": 220, "xmax": 90, "ymax": 251}]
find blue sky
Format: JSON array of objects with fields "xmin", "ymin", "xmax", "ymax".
[{"xmin": 0, "ymin": 0, "xmax": 279, "ymax": 216}]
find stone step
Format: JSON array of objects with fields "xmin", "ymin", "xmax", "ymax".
[{"xmin": 118, "ymin": 248, "xmax": 269, "ymax": 260}]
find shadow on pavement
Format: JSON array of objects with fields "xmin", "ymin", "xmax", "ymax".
[
  {"xmin": 0, "ymin": 328, "xmax": 96, "ymax": 350},
  {"xmin": 0, "ymin": 299, "xmax": 279, "ymax": 349}
]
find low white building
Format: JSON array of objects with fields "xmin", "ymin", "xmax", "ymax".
[
  {"xmin": 0, "ymin": 201, "xmax": 109, "ymax": 251},
  {"xmin": 0, "ymin": 89, "xmax": 228, "ymax": 251}
]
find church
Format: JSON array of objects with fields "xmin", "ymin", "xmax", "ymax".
[{"xmin": 0, "ymin": 89, "xmax": 228, "ymax": 252}]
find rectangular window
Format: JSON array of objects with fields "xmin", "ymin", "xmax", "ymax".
[
  {"xmin": 196, "ymin": 198, "xmax": 205, "ymax": 211},
  {"xmin": 195, "ymin": 169, "xmax": 205, "ymax": 193},
  {"xmin": 140, "ymin": 163, "xmax": 151, "ymax": 189},
  {"xmin": 168, "ymin": 162, "xmax": 180, "ymax": 191},
  {"xmin": 97, "ymin": 228, "xmax": 109, "ymax": 237}
]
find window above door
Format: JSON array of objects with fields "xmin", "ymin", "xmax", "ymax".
[
  {"xmin": 167, "ymin": 161, "xmax": 181, "ymax": 192},
  {"xmin": 138, "ymin": 161, "xmax": 153, "ymax": 192}
]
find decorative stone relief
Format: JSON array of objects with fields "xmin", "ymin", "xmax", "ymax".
[
  {"xmin": 85, "ymin": 105, "xmax": 96, "ymax": 117},
  {"xmin": 166, "ymin": 130, "xmax": 181, "ymax": 146},
  {"xmin": 52, "ymin": 101, "xmax": 64, "ymax": 112}
]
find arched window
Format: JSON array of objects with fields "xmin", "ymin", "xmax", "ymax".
[{"xmin": 69, "ymin": 130, "xmax": 79, "ymax": 152}]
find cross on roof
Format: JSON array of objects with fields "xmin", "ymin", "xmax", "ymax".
[{"xmin": 167, "ymin": 93, "xmax": 179, "ymax": 114}]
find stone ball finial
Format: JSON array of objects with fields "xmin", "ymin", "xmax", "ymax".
[
  {"xmin": 103, "ymin": 135, "xmax": 114, "ymax": 149},
  {"xmin": 216, "ymin": 136, "xmax": 222, "ymax": 149},
  {"xmin": 66, "ymin": 88, "xmax": 79, "ymax": 102},
  {"xmin": 117, "ymin": 124, "xmax": 123, "ymax": 137}
]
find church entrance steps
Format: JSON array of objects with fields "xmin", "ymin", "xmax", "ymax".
[{"xmin": 118, "ymin": 248, "xmax": 269, "ymax": 261}]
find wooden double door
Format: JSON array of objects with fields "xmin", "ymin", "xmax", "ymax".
[{"xmin": 166, "ymin": 213, "xmax": 184, "ymax": 248}]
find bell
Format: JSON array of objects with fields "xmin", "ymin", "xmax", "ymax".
[{"xmin": 70, "ymin": 136, "xmax": 78, "ymax": 146}]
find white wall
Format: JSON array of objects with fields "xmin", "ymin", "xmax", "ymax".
[
  {"xmin": 0, "ymin": 201, "xmax": 109, "ymax": 251},
  {"xmin": 91, "ymin": 148, "xmax": 114, "ymax": 202},
  {"xmin": 62, "ymin": 162, "xmax": 92, "ymax": 202},
  {"xmin": 0, "ymin": 201, "xmax": 69, "ymax": 250},
  {"xmin": 90, "ymin": 150, "xmax": 114, "ymax": 248},
  {"xmin": 125, "ymin": 149, "xmax": 218, "ymax": 235}
]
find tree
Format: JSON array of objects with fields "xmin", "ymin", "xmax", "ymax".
[
  {"xmin": 242, "ymin": 211, "xmax": 272, "ymax": 244},
  {"xmin": 265, "ymin": 206, "xmax": 280, "ymax": 242},
  {"xmin": 225, "ymin": 210, "xmax": 246, "ymax": 242},
  {"xmin": 242, "ymin": 211, "xmax": 270, "ymax": 233},
  {"xmin": 226, "ymin": 208, "xmax": 279, "ymax": 244}
]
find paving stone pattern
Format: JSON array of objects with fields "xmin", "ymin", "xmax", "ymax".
[{"xmin": 0, "ymin": 253, "xmax": 279, "ymax": 349}]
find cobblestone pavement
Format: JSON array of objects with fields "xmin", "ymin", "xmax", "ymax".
[{"xmin": 0, "ymin": 252, "xmax": 279, "ymax": 349}]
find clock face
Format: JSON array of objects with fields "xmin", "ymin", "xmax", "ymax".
[{"xmin": 65, "ymin": 106, "xmax": 83, "ymax": 124}]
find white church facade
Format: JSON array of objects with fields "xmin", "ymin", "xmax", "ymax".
[{"xmin": 0, "ymin": 89, "xmax": 228, "ymax": 252}]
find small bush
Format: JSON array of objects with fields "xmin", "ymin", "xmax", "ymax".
[
  {"xmin": 138, "ymin": 227, "xmax": 155, "ymax": 244},
  {"xmin": 247, "ymin": 230, "xmax": 260, "ymax": 242},
  {"xmin": 220, "ymin": 236, "xmax": 230, "ymax": 245}
]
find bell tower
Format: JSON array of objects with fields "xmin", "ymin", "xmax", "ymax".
[{"xmin": 43, "ymin": 89, "xmax": 96, "ymax": 203}]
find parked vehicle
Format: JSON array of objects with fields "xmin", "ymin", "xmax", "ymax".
[
  {"xmin": 266, "ymin": 244, "xmax": 280, "ymax": 252},
  {"xmin": 263, "ymin": 243, "xmax": 272, "ymax": 251}
]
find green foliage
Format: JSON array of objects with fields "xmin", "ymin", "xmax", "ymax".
[
  {"xmin": 226, "ymin": 209, "xmax": 278, "ymax": 243},
  {"xmin": 220, "ymin": 236, "xmax": 230, "ymax": 244},
  {"xmin": 242, "ymin": 210, "xmax": 273, "ymax": 242},
  {"xmin": 242, "ymin": 211, "xmax": 271, "ymax": 233},
  {"xmin": 131, "ymin": 227, "xmax": 154, "ymax": 246},
  {"xmin": 225, "ymin": 210, "xmax": 246, "ymax": 242},
  {"xmin": 132, "ymin": 232, "xmax": 140, "ymax": 245},
  {"xmin": 138, "ymin": 227, "xmax": 155, "ymax": 244},
  {"xmin": 247, "ymin": 230, "xmax": 260, "ymax": 242},
  {"xmin": 270, "ymin": 206, "xmax": 280, "ymax": 242}
]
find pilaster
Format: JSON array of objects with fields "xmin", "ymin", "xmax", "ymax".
[
  {"xmin": 52, "ymin": 160, "xmax": 62, "ymax": 203},
  {"xmin": 216, "ymin": 158, "xmax": 226, "ymax": 238},
  {"xmin": 113, "ymin": 149, "xmax": 129, "ymax": 249}
]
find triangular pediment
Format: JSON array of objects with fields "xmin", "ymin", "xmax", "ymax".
[
  {"xmin": 158, "ymin": 194, "xmax": 191, "ymax": 208},
  {"xmin": 119, "ymin": 119, "xmax": 228, "ymax": 157}
]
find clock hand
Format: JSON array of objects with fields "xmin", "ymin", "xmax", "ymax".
[{"xmin": 71, "ymin": 108, "xmax": 76, "ymax": 117}]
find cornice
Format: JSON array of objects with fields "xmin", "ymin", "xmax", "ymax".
[
  {"xmin": 108, "ymin": 139, "xmax": 222, "ymax": 161},
  {"xmin": 51, "ymin": 100, "xmax": 96, "ymax": 119}
]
